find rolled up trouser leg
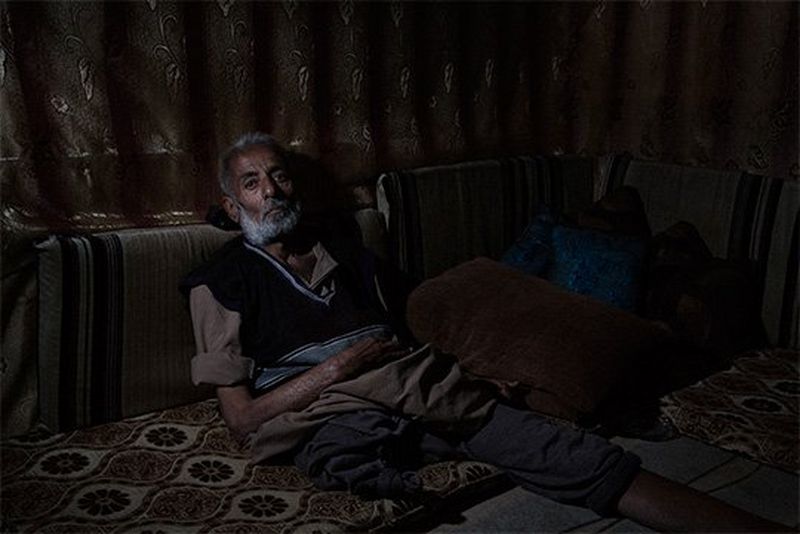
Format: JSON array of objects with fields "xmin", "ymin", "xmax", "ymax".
[{"xmin": 460, "ymin": 403, "xmax": 641, "ymax": 516}]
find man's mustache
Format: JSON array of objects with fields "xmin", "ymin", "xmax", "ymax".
[{"xmin": 239, "ymin": 198, "xmax": 297, "ymax": 218}]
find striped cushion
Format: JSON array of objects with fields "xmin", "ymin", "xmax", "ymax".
[
  {"xmin": 377, "ymin": 156, "xmax": 594, "ymax": 281},
  {"xmin": 601, "ymin": 157, "xmax": 799, "ymax": 349},
  {"xmin": 37, "ymin": 224, "xmax": 236, "ymax": 432}
]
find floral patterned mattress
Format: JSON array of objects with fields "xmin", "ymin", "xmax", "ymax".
[
  {"xmin": 3, "ymin": 349, "xmax": 796, "ymax": 532},
  {"xmin": 0, "ymin": 400, "xmax": 505, "ymax": 533},
  {"xmin": 661, "ymin": 349, "xmax": 799, "ymax": 473}
]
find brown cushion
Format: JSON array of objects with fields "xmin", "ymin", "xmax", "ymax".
[{"xmin": 406, "ymin": 258, "xmax": 671, "ymax": 423}]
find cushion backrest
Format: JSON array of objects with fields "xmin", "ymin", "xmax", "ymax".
[
  {"xmin": 605, "ymin": 158, "xmax": 799, "ymax": 349},
  {"xmin": 37, "ymin": 224, "xmax": 235, "ymax": 432},
  {"xmin": 377, "ymin": 156, "xmax": 594, "ymax": 281}
]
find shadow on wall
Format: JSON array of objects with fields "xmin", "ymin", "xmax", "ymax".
[{"xmin": 290, "ymin": 151, "xmax": 358, "ymax": 214}]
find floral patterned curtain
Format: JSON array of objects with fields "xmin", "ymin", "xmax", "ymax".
[{"xmin": 2, "ymin": 0, "xmax": 796, "ymax": 240}]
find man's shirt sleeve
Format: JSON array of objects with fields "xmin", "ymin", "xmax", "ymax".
[{"xmin": 189, "ymin": 284, "xmax": 255, "ymax": 386}]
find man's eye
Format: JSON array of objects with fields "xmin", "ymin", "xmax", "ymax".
[
  {"xmin": 244, "ymin": 179, "xmax": 257, "ymax": 189},
  {"xmin": 273, "ymin": 172, "xmax": 290, "ymax": 184}
]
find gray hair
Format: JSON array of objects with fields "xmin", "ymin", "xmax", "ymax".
[{"xmin": 218, "ymin": 132, "xmax": 287, "ymax": 197}]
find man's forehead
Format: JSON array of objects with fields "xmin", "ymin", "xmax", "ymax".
[{"xmin": 232, "ymin": 146, "xmax": 285, "ymax": 172}]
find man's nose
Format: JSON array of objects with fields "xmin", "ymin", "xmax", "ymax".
[{"xmin": 261, "ymin": 176, "xmax": 278, "ymax": 198}]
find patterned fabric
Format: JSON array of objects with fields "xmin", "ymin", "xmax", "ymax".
[
  {"xmin": 2, "ymin": 3, "xmax": 795, "ymax": 241},
  {"xmin": 37, "ymin": 224, "xmax": 236, "ymax": 432},
  {"xmin": 602, "ymin": 156, "xmax": 800, "ymax": 348},
  {"xmin": 0, "ymin": 399, "xmax": 503, "ymax": 533},
  {"xmin": 377, "ymin": 156, "xmax": 594, "ymax": 281},
  {"xmin": 661, "ymin": 349, "xmax": 799, "ymax": 473}
]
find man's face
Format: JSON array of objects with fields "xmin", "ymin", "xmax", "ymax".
[{"xmin": 223, "ymin": 145, "xmax": 301, "ymax": 246}]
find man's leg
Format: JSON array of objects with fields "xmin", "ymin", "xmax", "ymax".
[
  {"xmin": 460, "ymin": 403, "xmax": 787, "ymax": 532},
  {"xmin": 617, "ymin": 470, "xmax": 786, "ymax": 532}
]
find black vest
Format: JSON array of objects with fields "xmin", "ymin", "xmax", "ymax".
[{"xmin": 181, "ymin": 234, "xmax": 392, "ymax": 378}]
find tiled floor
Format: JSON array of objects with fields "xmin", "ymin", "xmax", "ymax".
[{"xmin": 432, "ymin": 436, "xmax": 799, "ymax": 532}]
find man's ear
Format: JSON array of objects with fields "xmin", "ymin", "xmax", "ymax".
[{"xmin": 221, "ymin": 195, "xmax": 240, "ymax": 223}]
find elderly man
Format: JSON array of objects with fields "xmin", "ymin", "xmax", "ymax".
[{"xmin": 181, "ymin": 132, "xmax": 782, "ymax": 532}]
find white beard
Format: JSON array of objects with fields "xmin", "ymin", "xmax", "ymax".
[{"xmin": 238, "ymin": 199, "xmax": 301, "ymax": 247}]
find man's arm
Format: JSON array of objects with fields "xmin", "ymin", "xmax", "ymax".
[
  {"xmin": 189, "ymin": 285, "xmax": 399, "ymax": 441},
  {"xmin": 216, "ymin": 337, "xmax": 398, "ymax": 441}
]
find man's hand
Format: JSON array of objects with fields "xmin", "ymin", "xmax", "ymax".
[
  {"xmin": 216, "ymin": 336, "xmax": 408, "ymax": 442},
  {"xmin": 332, "ymin": 337, "xmax": 406, "ymax": 380}
]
